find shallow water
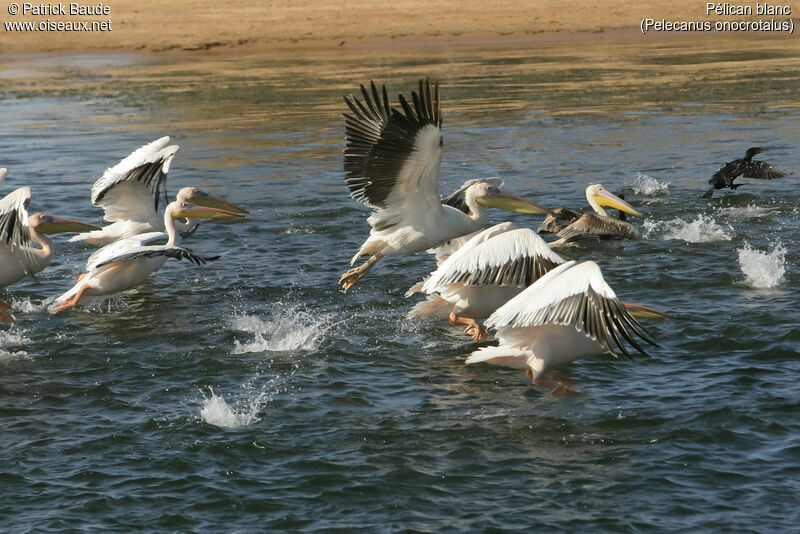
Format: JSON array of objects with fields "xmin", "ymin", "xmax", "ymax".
[{"xmin": 2, "ymin": 34, "xmax": 800, "ymax": 531}]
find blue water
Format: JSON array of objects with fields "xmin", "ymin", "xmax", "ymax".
[{"xmin": 2, "ymin": 37, "xmax": 800, "ymax": 531}]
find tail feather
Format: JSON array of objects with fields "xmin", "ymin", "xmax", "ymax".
[
  {"xmin": 408, "ymin": 296, "xmax": 452, "ymax": 319},
  {"xmin": 466, "ymin": 346, "xmax": 530, "ymax": 369}
]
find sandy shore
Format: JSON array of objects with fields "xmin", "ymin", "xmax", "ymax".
[{"xmin": 0, "ymin": 0, "xmax": 769, "ymax": 54}]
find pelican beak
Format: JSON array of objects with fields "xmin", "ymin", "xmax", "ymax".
[
  {"xmin": 189, "ymin": 194, "xmax": 249, "ymax": 215},
  {"xmin": 37, "ymin": 218, "xmax": 100, "ymax": 235},
  {"xmin": 593, "ymin": 190, "xmax": 642, "ymax": 216},
  {"xmin": 623, "ymin": 303, "xmax": 670, "ymax": 320},
  {"xmin": 173, "ymin": 205, "xmax": 245, "ymax": 220},
  {"xmin": 476, "ymin": 191, "xmax": 551, "ymax": 215}
]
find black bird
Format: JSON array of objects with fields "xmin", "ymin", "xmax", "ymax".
[{"xmin": 703, "ymin": 147, "xmax": 793, "ymax": 198}]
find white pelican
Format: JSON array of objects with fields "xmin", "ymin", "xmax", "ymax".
[
  {"xmin": 69, "ymin": 137, "xmax": 248, "ymax": 247},
  {"xmin": 1, "ymin": 182, "xmax": 99, "ymax": 322},
  {"xmin": 466, "ymin": 260, "xmax": 658, "ymax": 395},
  {"xmin": 53, "ymin": 199, "xmax": 244, "ymax": 313},
  {"xmin": 339, "ymin": 79, "xmax": 550, "ymax": 292},
  {"xmin": 544, "ymin": 184, "xmax": 642, "ymax": 245},
  {"xmin": 408, "ymin": 222, "xmax": 565, "ymax": 340},
  {"xmin": 703, "ymin": 147, "xmax": 793, "ymax": 198}
]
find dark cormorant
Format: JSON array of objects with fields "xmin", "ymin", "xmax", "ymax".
[{"xmin": 702, "ymin": 147, "xmax": 793, "ymax": 198}]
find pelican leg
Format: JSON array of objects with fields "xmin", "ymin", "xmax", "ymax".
[
  {"xmin": 0, "ymin": 300, "xmax": 13, "ymax": 324},
  {"xmin": 449, "ymin": 312, "xmax": 487, "ymax": 341},
  {"xmin": 53, "ymin": 280, "xmax": 90, "ymax": 314},
  {"xmin": 529, "ymin": 370, "xmax": 580, "ymax": 396},
  {"xmin": 339, "ymin": 254, "xmax": 381, "ymax": 293}
]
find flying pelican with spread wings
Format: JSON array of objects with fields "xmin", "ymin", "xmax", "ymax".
[
  {"xmin": 339, "ymin": 79, "xmax": 550, "ymax": 292},
  {"xmin": 541, "ymin": 184, "xmax": 642, "ymax": 246},
  {"xmin": 408, "ymin": 222, "xmax": 565, "ymax": 340},
  {"xmin": 54, "ymin": 199, "xmax": 244, "ymax": 313},
  {"xmin": 466, "ymin": 260, "xmax": 659, "ymax": 395},
  {"xmin": 70, "ymin": 137, "xmax": 247, "ymax": 247}
]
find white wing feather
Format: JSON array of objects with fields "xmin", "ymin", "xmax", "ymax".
[
  {"xmin": 422, "ymin": 226, "xmax": 564, "ymax": 293},
  {"xmin": 486, "ymin": 261, "xmax": 615, "ymax": 329}
]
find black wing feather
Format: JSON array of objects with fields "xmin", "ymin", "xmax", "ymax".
[{"xmin": 342, "ymin": 78, "xmax": 441, "ymax": 209}]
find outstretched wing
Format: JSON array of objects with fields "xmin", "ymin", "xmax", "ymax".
[
  {"xmin": 537, "ymin": 207, "xmax": 582, "ymax": 234},
  {"xmin": 91, "ymin": 244, "xmax": 217, "ymax": 270},
  {"xmin": 343, "ymin": 78, "xmax": 443, "ymax": 214},
  {"xmin": 742, "ymin": 160, "xmax": 793, "ymax": 180},
  {"xmin": 486, "ymin": 261, "xmax": 656, "ymax": 357},
  {"xmin": 423, "ymin": 226, "xmax": 564, "ymax": 292},
  {"xmin": 90, "ymin": 137, "xmax": 179, "ymax": 223},
  {"xmin": 556, "ymin": 213, "xmax": 640, "ymax": 241},
  {"xmin": 85, "ymin": 231, "xmax": 167, "ymax": 271}
]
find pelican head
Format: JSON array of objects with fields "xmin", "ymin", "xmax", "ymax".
[
  {"xmin": 473, "ymin": 182, "xmax": 550, "ymax": 215},
  {"xmin": 29, "ymin": 213, "xmax": 100, "ymax": 235},
  {"xmin": 176, "ymin": 187, "xmax": 249, "ymax": 216},
  {"xmin": 168, "ymin": 200, "xmax": 246, "ymax": 220},
  {"xmin": 586, "ymin": 184, "xmax": 641, "ymax": 216}
]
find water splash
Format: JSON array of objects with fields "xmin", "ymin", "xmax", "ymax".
[
  {"xmin": 200, "ymin": 386, "xmax": 268, "ymax": 428},
  {"xmin": 737, "ymin": 242, "xmax": 786, "ymax": 288},
  {"xmin": 631, "ymin": 173, "xmax": 669, "ymax": 195},
  {"xmin": 231, "ymin": 303, "xmax": 333, "ymax": 354},
  {"xmin": 716, "ymin": 204, "xmax": 777, "ymax": 219},
  {"xmin": 643, "ymin": 215, "xmax": 734, "ymax": 243},
  {"xmin": 0, "ymin": 327, "xmax": 31, "ymax": 363}
]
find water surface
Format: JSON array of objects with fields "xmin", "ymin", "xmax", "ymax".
[{"xmin": 2, "ymin": 34, "xmax": 800, "ymax": 531}]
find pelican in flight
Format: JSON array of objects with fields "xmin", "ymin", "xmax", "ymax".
[
  {"xmin": 408, "ymin": 222, "xmax": 565, "ymax": 340},
  {"xmin": 542, "ymin": 184, "xmax": 642, "ymax": 245},
  {"xmin": 53, "ymin": 199, "xmax": 244, "ymax": 313},
  {"xmin": 1, "ymin": 178, "xmax": 99, "ymax": 321},
  {"xmin": 466, "ymin": 260, "xmax": 658, "ymax": 395},
  {"xmin": 339, "ymin": 79, "xmax": 550, "ymax": 292},
  {"xmin": 70, "ymin": 137, "xmax": 248, "ymax": 247},
  {"xmin": 702, "ymin": 147, "xmax": 793, "ymax": 198}
]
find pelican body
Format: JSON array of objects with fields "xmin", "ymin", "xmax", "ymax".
[
  {"xmin": 467, "ymin": 260, "xmax": 657, "ymax": 395},
  {"xmin": 70, "ymin": 137, "xmax": 248, "ymax": 247},
  {"xmin": 703, "ymin": 147, "xmax": 793, "ymax": 198},
  {"xmin": 54, "ymin": 200, "xmax": 244, "ymax": 312},
  {"xmin": 339, "ymin": 79, "xmax": 549, "ymax": 292},
  {"xmin": 408, "ymin": 222, "xmax": 565, "ymax": 340},
  {"xmin": 545, "ymin": 184, "xmax": 642, "ymax": 246}
]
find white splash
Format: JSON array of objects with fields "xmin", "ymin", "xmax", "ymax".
[
  {"xmin": 631, "ymin": 173, "xmax": 669, "ymax": 195},
  {"xmin": 716, "ymin": 204, "xmax": 777, "ymax": 219},
  {"xmin": 200, "ymin": 387, "xmax": 266, "ymax": 428},
  {"xmin": 737, "ymin": 242, "xmax": 786, "ymax": 288},
  {"xmin": 643, "ymin": 215, "xmax": 734, "ymax": 243},
  {"xmin": 231, "ymin": 304, "xmax": 332, "ymax": 354},
  {"xmin": 0, "ymin": 327, "xmax": 30, "ymax": 363}
]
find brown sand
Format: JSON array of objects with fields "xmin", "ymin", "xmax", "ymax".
[{"xmin": 0, "ymin": 0, "xmax": 771, "ymax": 54}]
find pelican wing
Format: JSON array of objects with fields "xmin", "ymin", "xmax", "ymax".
[
  {"xmin": 441, "ymin": 177, "xmax": 503, "ymax": 215},
  {"xmin": 90, "ymin": 137, "xmax": 179, "ymax": 223},
  {"xmin": 0, "ymin": 187, "xmax": 40, "ymax": 275},
  {"xmin": 537, "ymin": 207, "xmax": 582, "ymax": 234},
  {"xmin": 742, "ymin": 160, "xmax": 793, "ymax": 180},
  {"xmin": 91, "ymin": 243, "xmax": 216, "ymax": 270},
  {"xmin": 486, "ymin": 261, "xmax": 656, "ymax": 357},
  {"xmin": 85, "ymin": 231, "xmax": 167, "ymax": 271},
  {"xmin": 423, "ymin": 226, "xmax": 564, "ymax": 292},
  {"xmin": 343, "ymin": 79, "xmax": 443, "ymax": 213},
  {"xmin": 556, "ymin": 213, "xmax": 639, "ymax": 241}
]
